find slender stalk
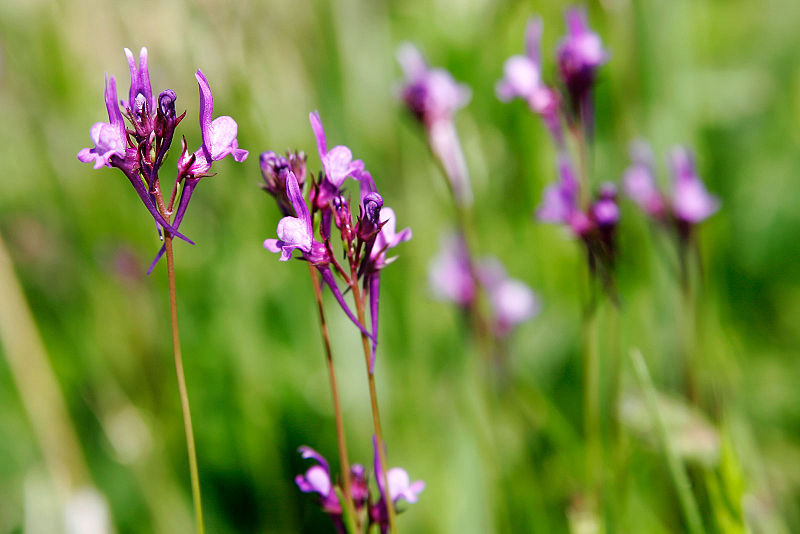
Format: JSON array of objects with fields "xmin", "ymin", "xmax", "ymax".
[
  {"xmin": 629, "ymin": 349, "xmax": 705, "ymax": 534},
  {"xmin": 582, "ymin": 300, "xmax": 600, "ymax": 489},
  {"xmin": 308, "ymin": 264, "xmax": 357, "ymax": 525},
  {"xmin": 678, "ymin": 235, "xmax": 699, "ymax": 405},
  {"xmin": 349, "ymin": 277, "xmax": 397, "ymax": 533},
  {"xmin": 164, "ymin": 234, "xmax": 205, "ymax": 534}
]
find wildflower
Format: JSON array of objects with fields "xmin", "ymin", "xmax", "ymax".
[
  {"xmin": 123, "ymin": 47, "xmax": 155, "ymax": 125},
  {"xmin": 670, "ymin": 147, "xmax": 719, "ymax": 225},
  {"xmin": 295, "ymin": 446, "xmax": 341, "ymax": 515},
  {"xmin": 622, "ymin": 141, "xmax": 666, "ymax": 219},
  {"xmin": 397, "ymin": 43, "xmax": 473, "ymax": 206},
  {"xmin": 496, "ymin": 18, "xmax": 562, "ymax": 144},
  {"xmin": 261, "ymin": 150, "xmax": 307, "ymax": 217},
  {"xmin": 309, "ymin": 111, "xmax": 364, "ymax": 207},
  {"xmin": 536, "ymin": 155, "xmax": 580, "ymax": 226},
  {"xmin": 78, "ymin": 73, "xmax": 191, "ymax": 244},
  {"xmin": 370, "ymin": 436, "xmax": 425, "ymax": 532},
  {"xmin": 556, "ymin": 7, "xmax": 609, "ymax": 109},
  {"xmin": 622, "ymin": 142, "xmax": 719, "ymax": 229},
  {"xmin": 428, "ymin": 232, "xmax": 476, "ymax": 307},
  {"xmin": 477, "ymin": 259, "xmax": 540, "ymax": 338}
]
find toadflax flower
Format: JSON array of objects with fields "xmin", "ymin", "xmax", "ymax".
[
  {"xmin": 477, "ymin": 259, "xmax": 540, "ymax": 338},
  {"xmin": 370, "ymin": 436, "xmax": 425, "ymax": 533},
  {"xmin": 397, "ymin": 43, "xmax": 473, "ymax": 206},
  {"xmin": 148, "ymin": 69, "xmax": 249, "ymax": 273},
  {"xmin": 496, "ymin": 17, "xmax": 563, "ymax": 144},
  {"xmin": 556, "ymin": 6, "xmax": 609, "ymax": 111},
  {"xmin": 295, "ymin": 446, "xmax": 342, "ymax": 515},
  {"xmin": 429, "ymin": 232, "xmax": 538, "ymax": 338},
  {"xmin": 309, "ymin": 111, "xmax": 364, "ymax": 208},
  {"xmin": 622, "ymin": 141, "xmax": 719, "ymax": 231}
]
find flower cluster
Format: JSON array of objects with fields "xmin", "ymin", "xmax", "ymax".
[
  {"xmin": 623, "ymin": 142, "xmax": 719, "ymax": 237},
  {"xmin": 498, "ymin": 9, "xmax": 618, "ymax": 293},
  {"xmin": 396, "ymin": 43, "xmax": 473, "ymax": 206},
  {"xmin": 78, "ymin": 48, "xmax": 247, "ymax": 270},
  {"xmin": 262, "ymin": 112, "xmax": 411, "ymax": 369},
  {"xmin": 429, "ymin": 233, "xmax": 539, "ymax": 339},
  {"xmin": 295, "ymin": 442, "xmax": 424, "ymax": 534}
]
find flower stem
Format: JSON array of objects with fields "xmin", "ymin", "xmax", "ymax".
[
  {"xmin": 629, "ymin": 349, "xmax": 705, "ymax": 534},
  {"xmin": 164, "ymin": 233, "xmax": 205, "ymax": 534},
  {"xmin": 582, "ymin": 299, "xmax": 600, "ymax": 490},
  {"xmin": 349, "ymin": 277, "xmax": 397, "ymax": 534},
  {"xmin": 308, "ymin": 264, "xmax": 357, "ymax": 526}
]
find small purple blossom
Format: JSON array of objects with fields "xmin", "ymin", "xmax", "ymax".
[
  {"xmin": 670, "ymin": 147, "xmax": 719, "ymax": 224},
  {"xmin": 123, "ymin": 47, "xmax": 154, "ymax": 121},
  {"xmin": 370, "ymin": 436, "xmax": 425, "ymax": 531},
  {"xmin": 397, "ymin": 43, "xmax": 471, "ymax": 127},
  {"xmin": 397, "ymin": 44, "xmax": 473, "ymax": 206},
  {"xmin": 309, "ymin": 111, "xmax": 364, "ymax": 203},
  {"xmin": 622, "ymin": 142, "xmax": 719, "ymax": 228},
  {"xmin": 477, "ymin": 259, "xmax": 539, "ymax": 338},
  {"xmin": 556, "ymin": 7, "xmax": 609, "ymax": 105},
  {"xmin": 178, "ymin": 70, "xmax": 248, "ymax": 177},
  {"xmin": 623, "ymin": 141, "xmax": 666, "ymax": 218},
  {"xmin": 295, "ymin": 446, "xmax": 341, "ymax": 515},
  {"xmin": 370, "ymin": 208, "xmax": 413, "ymax": 271},
  {"xmin": 78, "ymin": 76, "xmax": 128, "ymax": 170},
  {"xmin": 592, "ymin": 182, "xmax": 620, "ymax": 227},
  {"xmin": 428, "ymin": 232, "xmax": 475, "ymax": 307},
  {"xmin": 264, "ymin": 170, "xmax": 315, "ymax": 262},
  {"xmin": 261, "ymin": 150, "xmax": 307, "ymax": 217},
  {"xmin": 536, "ymin": 155, "xmax": 580, "ymax": 225},
  {"xmin": 496, "ymin": 18, "xmax": 563, "ymax": 144}
]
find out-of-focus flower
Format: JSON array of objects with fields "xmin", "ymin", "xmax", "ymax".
[
  {"xmin": 397, "ymin": 43, "xmax": 473, "ymax": 206},
  {"xmin": 496, "ymin": 18, "xmax": 563, "ymax": 144},
  {"xmin": 623, "ymin": 141, "xmax": 666, "ymax": 218},
  {"xmin": 477, "ymin": 259, "xmax": 539, "ymax": 338},
  {"xmin": 428, "ymin": 232, "xmax": 476, "ymax": 307},
  {"xmin": 670, "ymin": 147, "xmax": 719, "ymax": 224},
  {"xmin": 556, "ymin": 7, "xmax": 609, "ymax": 105},
  {"xmin": 536, "ymin": 155, "xmax": 580, "ymax": 225},
  {"xmin": 591, "ymin": 182, "xmax": 620, "ymax": 228},
  {"xmin": 397, "ymin": 43, "xmax": 471, "ymax": 127},
  {"xmin": 622, "ymin": 142, "xmax": 719, "ymax": 229}
]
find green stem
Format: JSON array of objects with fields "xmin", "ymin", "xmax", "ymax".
[
  {"xmin": 629, "ymin": 349, "xmax": 705, "ymax": 534},
  {"xmin": 350, "ymin": 277, "xmax": 397, "ymax": 534},
  {"xmin": 308, "ymin": 265, "xmax": 358, "ymax": 528},
  {"xmin": 582, "ymin": 301, "xmax": 601, "ymax": 489},
  {"xmin": 164, "ymin": 234, "xmax": 205, "ymax": 534}
]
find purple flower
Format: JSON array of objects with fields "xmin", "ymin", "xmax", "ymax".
[
  {"xmin": 309, "ymin": 111, "xmax": 364, "ymax": 197},
  {"xmin": 669, "ymin": 147, "xmax": 719, "ymax": 224},
  {"xmin": 123, "ymin": 47, "xmax": 154, "ymax": 120},
  {"xmin": 536, "ymin": 155, "xmax": 579, "ymax": 225},
  {"xmin": 370, "ymin": 208, "xmax": 413, "ymax": 271},
  {"xmin": 496, "ymin": 18, "xmax": 562, "ymax": 143},
  {"xmin": 178, "ymin": 70, "xmax": 248, "ymax": 177},
  {"xmin": 370, "ymin": 436, "xmax": 424, "ymax": 529},
  {"xmin": 295, "ymin": 446, "xmax": 341, "ymax": 515},
  {"xmin": 397, "ymin": 44, "xmax": 473, "ymax": 206},
  {"xmin": 78, "ymin": 76, "xmax": 128, "ymax": 170},
  {"xmin": 264, "ymin": 169, "xmax": 316, "ymax": 262},
  {"xmin": 623, "ymin": 141, "xmax": 666, "ymax": 218},
  {"xmin": 428, "ymin": 232, "xmax": 475, "ymax": 307},
  {"xmin": 556, "ymin": 7, "xmax": 608, "ymax": 102},
  {"xmin": 397, "ymin": 43, "xmax": 471, "ymax": 127},
  {"xmin": 477, "ymin": 259, "xmax": 539, "ymax": 338},
  {"xmin": 261, "ymin": 150, "xmax": 308, "ymax": 217}
]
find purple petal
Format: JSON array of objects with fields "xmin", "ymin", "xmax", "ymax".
[
  {"xmin": 396, "ymin": 42, "xmax": 428, "ymax": 81},
  {"xmin": 263, "ymin": 239, "xmax": 281, "ymax": 253},
  {"xmin": 428, "ymin": 232, "xmax": 475, "ymax": 307},
  {"xmin": 284, "ymin": 170, "xmax": 311, "ymax": 235},
  {"xmin": 428, "ymin": 120, "xmax": 472, "ymax": 206},
  {"xmin": 309, "ymin": 111, "xmax": 327, "ymax": 162},
  {"xmin": 207, "ymin": 116, "xmax": 238, "ymax": 160},
  {"xmin": 298, "ymin": 445, "xmax": 330, "ymax": 473},
  {"xmin": 195, "ymin": 70, "xmax": 214, "ymax": 161}
]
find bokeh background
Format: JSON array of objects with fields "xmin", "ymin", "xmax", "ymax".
[{"xmin": 1, "ymin": 0, "xmax": 799, "ymax": 532}]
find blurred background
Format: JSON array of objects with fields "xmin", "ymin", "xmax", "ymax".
[{"xmin": 1, "ymin": 0, "xmax": 799, "ymax": 532}]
